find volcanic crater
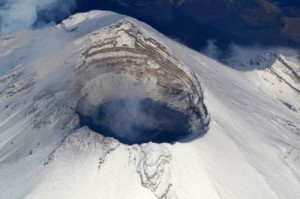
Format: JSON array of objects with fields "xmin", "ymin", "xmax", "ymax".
[{"xmin": 68, "ymin": 20, "xmax": 209, "ymax": 144}]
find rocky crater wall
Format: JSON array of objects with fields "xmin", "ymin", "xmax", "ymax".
[{"xmin": 68, "ymin": 20, "xmax": 209, "ymax": 143}]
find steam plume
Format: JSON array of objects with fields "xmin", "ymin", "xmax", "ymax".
[{"xmin": 0, "ymin": 0, "xmax": 76, "ymax": 35}]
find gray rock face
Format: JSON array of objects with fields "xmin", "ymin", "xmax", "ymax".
[{"xmin": 68, "ymin": 20, "xmax": 209, "ymax": 139}]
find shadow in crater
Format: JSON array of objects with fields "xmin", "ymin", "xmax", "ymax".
[{"xmin": 77, "ymin": 98, "xmax": 192, "ymax": 145}]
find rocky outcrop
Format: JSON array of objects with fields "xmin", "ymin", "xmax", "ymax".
[
  {"xmin": 137, "ymin": 144, "xmax": 172, "ymax": 199},
  {"xmin": 248, "ymin": 52, "xmax": 300, "ymax": 112}
]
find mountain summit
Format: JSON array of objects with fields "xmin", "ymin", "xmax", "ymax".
[{"xmin": 0, "ymin": 11, "xmax": 300, "ymax": 199}]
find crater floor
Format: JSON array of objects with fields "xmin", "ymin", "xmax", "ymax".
[{"xmin": 77, "ymin": 98, "xmax": 191, "ymax": 144}]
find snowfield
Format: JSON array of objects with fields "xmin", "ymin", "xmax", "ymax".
[{"xmin": 0, "ymin": 11, "xmax": 300, "ymax": 199}]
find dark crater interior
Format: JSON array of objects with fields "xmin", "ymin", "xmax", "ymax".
[{"xmin": 77, "ymin": 98, "xmax": 191, "ymax": 144}]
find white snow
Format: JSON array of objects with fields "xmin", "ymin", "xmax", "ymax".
[{"xmin": 0, "ymin": 10, "xmax": 300, "ymax": 199}]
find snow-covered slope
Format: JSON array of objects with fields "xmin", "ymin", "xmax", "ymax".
[
  {"xmin": 241, "ymin": 51, "xmax": 300, "ymax": 112},
  {"xmin": 0, "ymin": 11, "xmax": 300, "ymax": 199}
]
